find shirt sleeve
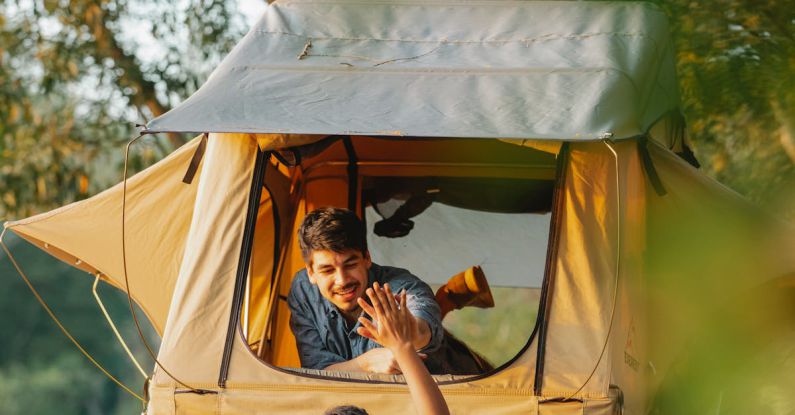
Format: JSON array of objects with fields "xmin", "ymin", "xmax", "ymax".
[
  {"xmin": 392, "ymin": 270, "xmax": 444, "ymax": 354},
  {"xmin": 287, "ymin": 276, "xmax": 347, "ymax": 370}
]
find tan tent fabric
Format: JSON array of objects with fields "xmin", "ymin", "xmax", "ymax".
[
  {"xmin": 499, "ymin": 139, "xmax": 563, "ymax": 155},
  {"xmin": 4, "ymin": 137, "xmax": 205, "ymax": 334},
  {"xmin": 155, "ymin": 133, "xmax": 259, "ymax": 382},
  {"xmin": 539, "ymin": 140, "xmax": 647, "ymax": 399}
]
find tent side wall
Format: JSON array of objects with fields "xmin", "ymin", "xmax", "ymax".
[
  {"xmin": 4, "ymin": 137, "xmax": 205, "ymax": 335},
  {"xmin": 539, "ymin": 140, "xmax": 647, "ymax": 409}
]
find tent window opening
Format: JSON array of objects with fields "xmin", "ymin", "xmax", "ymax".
[
  {"xmin": 239, "ymin": 142, "xmax": 558, "ymax": 383},
  {"xmin": 364, "ymin": 176, "xmax": 553, "ymax": 370}
]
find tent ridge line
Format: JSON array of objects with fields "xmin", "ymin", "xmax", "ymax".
[
  {"xmin": 3, "ymin": 194, "xmax": 93, "ymax": 228},
  {"xmin": 281, "ymin": 0, "xmax": 662, "ymax": 9},
  {"xmin": 223, "ymin": 64, "xmax": 634, "ymax": 76},
  {"xmin": 254, "ymin": 29, "xmax": 657, "ymax": 46},
  {"xmin": 141, "ymin": 128, "xmax": 650, "ymax": 143},
  {"xmin": 143, "ymin": 127, "xmax": 655, "ymax": 143},
  {"xmin": 163, "ymin": 383, "xmax": 538, "ymax": 396}
]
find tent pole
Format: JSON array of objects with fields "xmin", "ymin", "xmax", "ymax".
[
  {"xmin": 0, "ymin": 228, "xmax": 145, "ymax": 402},
  {"xmin": 121, "ymin": 134, "xmax": 216, "ymax": 395},
  {"xmin": 92, "ymin": 274, "xmax": 149, "ymax": 379}
]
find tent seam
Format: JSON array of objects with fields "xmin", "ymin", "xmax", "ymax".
[{"xmin": 253, "ymin": 30, "xmax": 657, "ymax": 45}]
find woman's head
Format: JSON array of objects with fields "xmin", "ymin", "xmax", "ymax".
[{"xmin": 324, "ymin": 405, "xmax": 369, "ymax": 415}]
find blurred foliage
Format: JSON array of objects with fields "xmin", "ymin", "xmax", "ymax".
[
  {"xmin": 0, "ymin": 1, "xmax": 246, "ymax": 413},
  {"xmin": 0, "ymin": 0, "xmax": 245, "ymax": 220},
  {"xmin": 651, "ymin": 0, "xmax": 795, "ymax": 218},
  {"xmin": 0, "ymin": 231, "xmax": 159, "ymax": 415},
  {"xmin": 649, "ymin": 275, "xmax": 795, "ymax": 415},
  {"xmin": 644, "ymin": 188, "xmax": 795, "ymax": 415}
]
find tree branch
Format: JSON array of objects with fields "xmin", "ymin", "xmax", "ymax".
[{"xmin": 83, "ymin": 3, "xmax": 185, "ymax": 147}]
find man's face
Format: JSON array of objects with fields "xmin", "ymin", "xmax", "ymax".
[{"xmin": 306, "ymin": 249, "xmax": 372, "ymax": 315}]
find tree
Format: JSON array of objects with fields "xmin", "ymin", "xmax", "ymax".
[
  {"xmin": 0, "ymin": 0, "xmax": 245, "ymax": 220},
  {"xmin": 653, "ymin": 0, "xmax": 795, "ymax": 218}
]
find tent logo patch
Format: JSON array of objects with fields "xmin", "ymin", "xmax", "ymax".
[{"xmin": 624, "ymin": 318, "xmax": 640, "ymax": 372}]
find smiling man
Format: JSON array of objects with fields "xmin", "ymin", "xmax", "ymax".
[{"xmin": 287, "ymin": 207, "xmax": 467, "ymax": 374}]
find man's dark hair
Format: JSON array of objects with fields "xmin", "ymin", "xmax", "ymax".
[
  {"xmin": 324, "ymin": 405, "xmax": 369, "ymax": 415},
  {"xmin": 298, "ymin": 207, "xmax": 367, "ymax": 262}
]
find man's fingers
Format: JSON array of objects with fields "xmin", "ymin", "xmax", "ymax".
[
  {"xmin": 357, "ymin": 318, "xmax": 378, "ymax": 340},
  {"xmin": 357, "ymin": 297, "xmax": 376, "ymax": 319},
  {"xmin": 356, "ymin": 326, "xmax": 376, "ymax": 342},
  {"xmin": 383, "ymin": 283, "xmax": 398, "ymax": 315},
  {"xmin": 373, "ymin": 282, "xmax": 392, "ymax": 316},
  {"xmin": 367, "ymin": 287, "xmax": 385, "ymax": 320}
]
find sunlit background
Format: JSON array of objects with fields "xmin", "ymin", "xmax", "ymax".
[{"xmin": 1, "ymin": 1, "xmax": 793, "ymax": 414}]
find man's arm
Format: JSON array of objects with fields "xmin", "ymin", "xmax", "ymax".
[
  {"xmin": 411, "ymin": 316, "xmax": 432, "ymax": 350},
  {"xmin": 324, "ymin": 347, "xmax": 403, "ymax": 374}
]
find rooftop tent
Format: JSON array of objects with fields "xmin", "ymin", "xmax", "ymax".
[
  {"xmin": 144, "ymin": 0, "xmax": 682, "ymax": 144},
  {"xmin": 4, "ymin": 1, "xmax": 793, "ymax": 415}
]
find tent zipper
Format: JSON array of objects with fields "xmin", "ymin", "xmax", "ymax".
[
  {"xmin": 218, "ymin": 148, "xmax": 270, "ymax": 388},
  {"xmin": 533, "ymin": 142, "xmax": 570, "ymax": 395}
]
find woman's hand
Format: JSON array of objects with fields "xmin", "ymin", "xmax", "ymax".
[
  {"xmin": 356, "ymin": 282, "xmax": 417, "ymax": 351},
  {"xmin": 357, "ymin": 282, "xmax": 450, "ymax": 415}
]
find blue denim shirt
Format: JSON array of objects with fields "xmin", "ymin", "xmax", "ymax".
[{"xmin": 287, "ymin": 263, "xmax": 447, "ymax": 372}]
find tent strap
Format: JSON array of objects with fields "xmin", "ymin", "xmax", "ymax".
[
  {"xmin": 182, "ymin": 133, "xmax": 208, "ymax": 184},
  {"xmin": 0, "ymin": 228, "xmax": 145, "ymax": 403},
  {"xmin": 342, "ymin": 136, "xmax": 359, "ymax": 212},
  {"xmin": 638, "ymin": 135, "xmax": 667, "ymax": 196}
]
